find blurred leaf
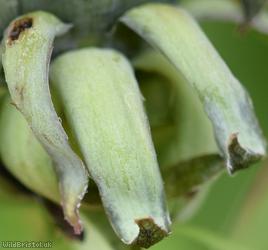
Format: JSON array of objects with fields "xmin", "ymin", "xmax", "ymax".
[{"xmin": 163, "ymin": 155, "xmax": 223, "ymax": 198}]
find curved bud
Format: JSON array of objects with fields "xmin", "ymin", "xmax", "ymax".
[
  {"xmin": 121, "ymin": 3, "xmax": 266, "ymax": 173},
  {"xmin": 1, "ymin": 11, "xmax": 88, "ymax": 233},
  {"xmin": 50, "ymin": 48, "xmax": 170, "ymax": 248}
]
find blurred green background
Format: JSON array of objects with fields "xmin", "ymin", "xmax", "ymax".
[{"xmin": 1, "ymin": 16, "xmax": 268, "ymax": 250}]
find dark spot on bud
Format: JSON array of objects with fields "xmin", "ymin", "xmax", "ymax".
[{"xmin": 8, "ymin": 17, "xmax": 33, "ymax": 43}]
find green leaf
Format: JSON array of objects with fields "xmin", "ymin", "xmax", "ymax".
[
  {"xmin": 50, "ymin": 48, "xmax": 170, "ymax": 248},
  {"xmin": 163, "ymin": 155, "xmax": 223, "ymax": 198},
  {"xmin": 1, "ymin": 11, "xmax": 88, "ymax": 233},
  {"xmin": 121, "ymin": 3, "xmax": 266, "ymax": 173}
]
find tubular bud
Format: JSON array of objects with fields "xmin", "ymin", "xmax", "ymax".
[
  {"xmin": 1, "ymin": 11, "xmax": 88, "ymax": 233},
  {"xmin": 121, "ymin": 3, "xmax": 266, "ymax": 173},
  {"xmin": 50, "ymin": 48, "xmax": 170, "ymax": 248}
]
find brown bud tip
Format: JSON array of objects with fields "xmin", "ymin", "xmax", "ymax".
[
  {"xmin": 228, "ymin": 133, "xmax": 263, "ymax": 174},
  {"xmin": 134, "ymin": 218, "xmax": 169, "ymax": 248}
]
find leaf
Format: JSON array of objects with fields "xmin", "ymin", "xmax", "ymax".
[
  {"xmin": 1, "ymin": 11, "xmax": 88, "ymax": 234},
  {"xmin": 121, "ymin": 3, "xmax": 266, "ymax": 173},
  {"xmin": 50, "ymin": 48, "xmax": 170, "ymax": 248},
  {"xmin": 163, "ymin": 155, "xmax": 223, "ymax": 198}
]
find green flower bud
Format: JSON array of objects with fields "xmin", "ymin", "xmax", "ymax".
[
  {"xmin": 50, "ymin": 48, "xmax": 170, "ymax": 248},
  {"xmin": 121, "ymin": 3, "xmax": 266, "ymax": 173},
  {"xmin": 1, "ymin": 11, "xmax": 88, "ymax": 233}
]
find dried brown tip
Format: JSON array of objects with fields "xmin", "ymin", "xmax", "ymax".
[
  {"xmin": 134, "ymin": 218, "xmax": 169, "ymax": 248},
  {"xmin": 8, "ymin": 17, "xmax": 33, "ymax": 44},
  {"xmin": 228, "ymin": 133, "xmax": 262, "ymax": 174}
]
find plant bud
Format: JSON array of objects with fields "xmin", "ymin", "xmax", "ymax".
[
  {"xmin": 121, "ymin": 3, "xmax": 266, "ymax": 173},
  {"xmin": 50, "ymin": 48, "xmax": 170, "ymax": 248},
  {"xmin": 1, "ymin": 11, "xmax": 88, "ymax": 233}
]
